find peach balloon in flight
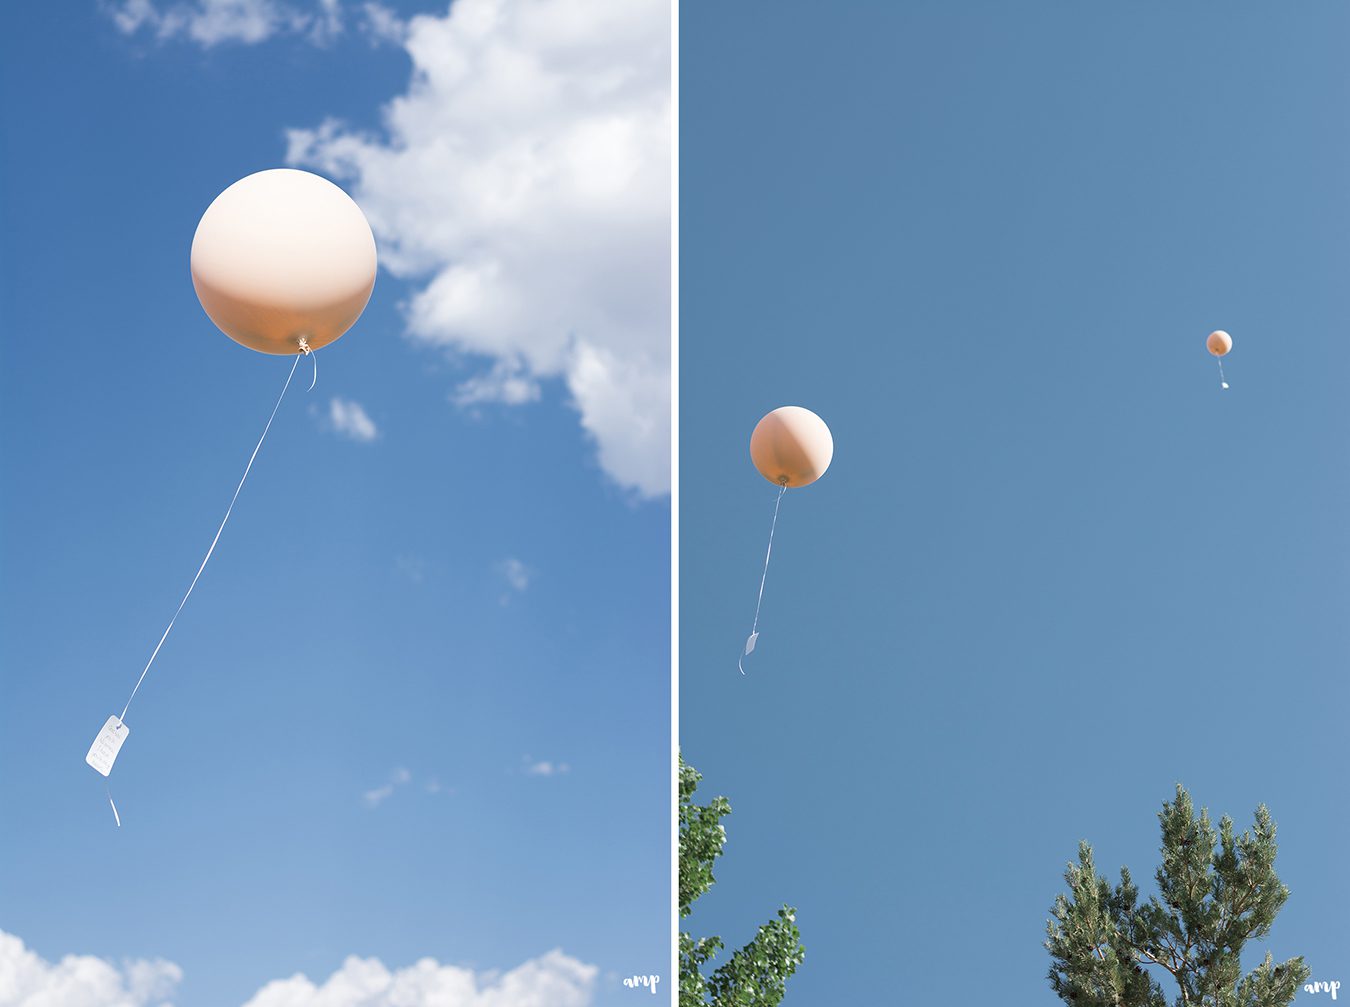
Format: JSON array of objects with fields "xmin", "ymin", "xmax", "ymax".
[
  {"xmin": 192, "ymin": 168, "xmax": 377, "ymax": 361},
  {"xmin": 1206, "ymin": 330, "xmax": 1232, "ymax": 389},
  {"xmin": 87, "ymin": 169, "xmax": 377, "ymax": 825},
  {"xmin": 740, "ymin": 406, "xmax": 834, "ymax": 674}
]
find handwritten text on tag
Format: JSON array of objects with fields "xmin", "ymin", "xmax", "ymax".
[{"xmin": 85, "ymin": 716, "xmax": 129, "ymax": 777}]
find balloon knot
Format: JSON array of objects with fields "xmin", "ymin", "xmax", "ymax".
[{"xmin": 298, "ymin": 337, "xmax": 312, "ymax": 355}]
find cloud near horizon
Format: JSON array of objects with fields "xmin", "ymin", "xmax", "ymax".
[
  {"xmin": 242, "ymin": 949, "xmax": 596, "ymax": 1007},
  {"xmin": 0, "ymin": 930, "xmax": 181, "ymax": 1007},
  {"xmin": 287, "ymin": 0, "xmax": 671, "ymax": 497},
  {"xmin": 0, "ymin": 931, "xmax": 597, "ymax": 1007}
]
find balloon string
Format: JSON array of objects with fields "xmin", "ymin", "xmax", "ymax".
[
  {"xmin": 118, "ymin": 354, "xmax": 302, "ymax": 723},
  {"xmin": 300, "ymin": 338, "xmax": 318, "ymax": 391},
  {"xmin": 739, "ymin": 481, "xmax": 787, "ymax": 675},
  {"xmin": 105, "ymin": 783, "xmax": 121, "ymax": 828},
  {"xmin": 1218, "ymin": 357, "xmax": 1228, "ymax": 390},
  {"xmin": 752, "ymin": 483, "xmax": 788, "ymax": 635}
]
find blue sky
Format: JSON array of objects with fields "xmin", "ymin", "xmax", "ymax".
[
  {"xmin": 0, "ymin": 2, "xmax": 668, "ymax": 1005},
  {"xmin": 680, "ymin": 2, "xmax": 1350, "ymax": 1003}
]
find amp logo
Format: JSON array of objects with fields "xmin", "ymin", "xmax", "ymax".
[{"xmin": 623, "ymin": 973, "xmax": 660, "ymax": 995}]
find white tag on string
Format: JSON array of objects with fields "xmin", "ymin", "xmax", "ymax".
[
  {"xmin": 85, "ymin": 717, "xmax": 129, "ymax": 777},
  {"xmin": 738, "ymin": 631, "xmax": 760, "ymax": 675}
]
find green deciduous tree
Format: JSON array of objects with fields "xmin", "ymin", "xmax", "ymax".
[
  {"xmin": 679, "ymin": 755, "xmax": 805, "ymax": 1007},
  {"xmin": 1046, "ymin": 785, "xmax": 1308, "ymax": 1007}
]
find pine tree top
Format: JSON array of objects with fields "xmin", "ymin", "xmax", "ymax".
[{"xmin": 1046, "ymin": 785, "xmax": 1307, "ymax": 1007}]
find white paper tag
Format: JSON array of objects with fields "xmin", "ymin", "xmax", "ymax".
[
  {"xmin": 85, "ymin": 716, "xmax": 130, "ymax": 777},
  {"xmin": 744, "ymin": 632, "xmax": 759, "ymax": 656}
]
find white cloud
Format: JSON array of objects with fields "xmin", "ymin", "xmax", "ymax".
[
  {"xmin": 500, "ymin": 558, "xmax": 530, "ymax": 593},
  {"xmin": 522, "ymin": 758, "xmax": 569, "ymax": 777},
  {"xmin": 0, "ymin": 930, "xmax": 595, "ymax": 1007},
  {"xmin": 360, "ymin": 2, "xmax": 405, "ymax": 45},
  {"xmin": 309, "ymin": 0, "xmax": 342, "ymax": 43},
  {"xmin": 363, "ymin": 766, "xmax": 411, "ymax": 807},
  {"xmin": 106, "ymin": 0, "xmax": 317, "ymax": 46},
  {"xmin": 453, "ymin": 362, "xmax": 541, "ymax": 409},
  {"xmin": 496, "ymin": 558, "xmax": 532, "ymax": 606},
  {"xmin": 0, "ymin": 929, "xmax": 182, "ymax": 1007},
  {"xmin": 327, "ymin": 397, "xmax": 379, "ymax": 442},
  {"xmin": 363, "ymin": 783, "xmax": 394, "ymax": 806},
  {"xmin": 241, "ymin": 949, "xmax": 597, "ymax": 1007},
  {"xmin": 287, "ymin": 0, "xmax": 671, "ymax": 497},
  {"xmin": 105, "ymin": 0, "xmax": 354, "ymax": 46}
]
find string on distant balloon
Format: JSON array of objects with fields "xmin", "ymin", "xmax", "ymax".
[
  {"xmin": 1206, "ymin": 330, "xmax": 1232, "ymax": 390},
  {"xmin": 740, "ymin": 481, "xmax": 788, "ymax": 675}
]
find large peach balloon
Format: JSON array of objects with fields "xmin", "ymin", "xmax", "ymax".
[
  {"xmin": 191, "ymin": 169, "xmax": 377, "ymax": 355},
  {"xmin": 1206, "ymin": 330, "xmax": 1232, "ymax": 357},
  {"xmin": 750, "ymin": 406, "xmax": 833, "ymax": 488}
]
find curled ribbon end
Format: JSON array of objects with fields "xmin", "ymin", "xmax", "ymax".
[{"xmin": 298, "ymin": 338, "xmax": 318, "ymax": 391}]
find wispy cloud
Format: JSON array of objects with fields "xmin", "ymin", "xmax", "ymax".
[
  {"xmin": 500, "ymin": 558, "xmax": 531, "ymax": 593},
  {"xmin": 496, "ymin": 558, "xmax": 533, "ymax": 607},
  {"xmin": 358, "ymin": 1, "xmax": 403, "ymax": 45},
  {"xmin": 308, "ymin": 0, "xmax": 341, "ymax": 43},
  {"xmin": 522, "ymin": 757, "xmax": 570, "ymax": 778},
  {"xmin": 287, "ymin": 0, "xmax": 671, "ymax": 497},
  {"xmin": 327, "ymin": 397, "xmax": 379, "ymax": 443},
  {"xmin": 453, "ymin": 361, "xmax": 542, "ymax": 409},
  {"xmin": 0, "ymin": 930, "xmax": 182, "ymax": 1007},
  {"xmin": 362, "ymin": 766, "xmax": 411, "ymax": 808},
  {"xmin": 362, "ymin": 784, "xmax": 394, "ymax": 807},
  {"xmin": 107, "ymin": 0, "xmax": 335, "ymax": 47}
]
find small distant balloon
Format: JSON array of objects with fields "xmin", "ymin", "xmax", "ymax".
[
  {"xmin": 191, "ymin": 168, "xmax": 377, "ymax": 356},
  {"xmin": 740, "ymin": 406, "xmax": 833, "ymax": 674},
  {"xmin": 1206, "ymin": 330, "xmax": 1232, "ymax": 389}
]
